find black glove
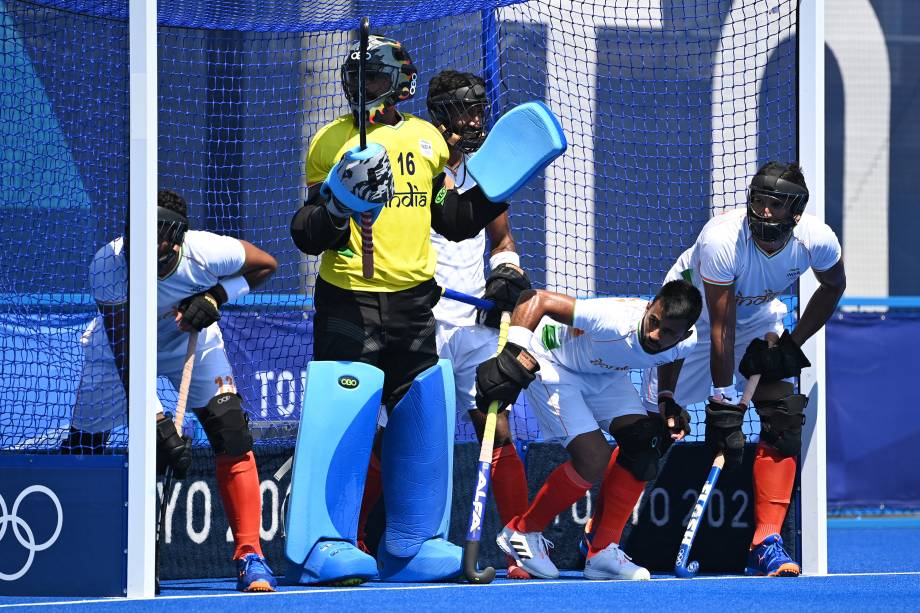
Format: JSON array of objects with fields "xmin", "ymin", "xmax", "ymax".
[
  {"xmin": 738, "ymin": 330, "xmax": 811, "ymax": 382},
  {"xmin": 705, "ymin": 398, "xmax": 746, "ymax": 469},
  {"xmin": 478, "ymin": 263, "xmax": 531, "ymax": 329},
  {"xmin": 177, "ymin": 284, "xmax": 227, "ymax": 331},
  {"xmin": 658, "ymin": 396, "xmax": 691, "ymax": 439},
  {"xmin": 156, "ymin": 417, "xmax": 192, "ymax": 479},
  {"xmin": 475, "ymin": 341, "xmax": 539, "ymax": 413}
]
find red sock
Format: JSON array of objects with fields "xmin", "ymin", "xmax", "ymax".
[
  {"xmin": 357, "ymin": 453, "xmax": 382, "ymax": 547},
  {"xmin": 586, "ymin": 447, "xmax": 619, "ymax": 535},
  {"xmin": 588, "ymin": 456, "xmax": 645, "ymax": 557},
  {"xmin": 491, "ymin": 443, "xmax": 529, "ymax": 526},
  {"xmin": 215, "ymin": 451, "xmax": 263, "ymax": 559},
  {"xmin": 751, "ymin": 442, "xmax": 797, "ymax": 547},
  {"xmin": 514, "ymin": 461, "xmax": 592, "ymax": 533}
]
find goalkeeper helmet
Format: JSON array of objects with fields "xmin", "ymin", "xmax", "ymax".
[
  {"xmin": 427, "ymin": 71, "xmax": 490, "ymax": 154},
  {"xmin": 342, "ymin": 35, "xmax": 418, "ymax": 124},
  {"xmin": 746, "ymin": 162, "xmax": 809, "ymax": 243}
]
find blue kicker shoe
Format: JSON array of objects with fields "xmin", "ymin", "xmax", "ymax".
[
  {"xmin": 745, "ymin": 534, "xmax": 801, "ymax": 577},
  {"xmin": 237, "ymin": 553, "xmax": 278, "ymax": 592}
]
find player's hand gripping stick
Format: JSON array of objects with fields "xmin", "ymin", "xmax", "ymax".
[{"xmin": 462, "ymin": 312, "xmax": 511, "ymax": 584}]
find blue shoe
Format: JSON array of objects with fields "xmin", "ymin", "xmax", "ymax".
[
  {"xmin": 745, "ymin": 534, "xmax": 800, "ymax": 577},
  {"xmin": 237, "ymin": 553, "xmax": 278, "ymax": 592}
]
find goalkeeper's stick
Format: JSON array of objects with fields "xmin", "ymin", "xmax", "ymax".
[
  {"xmin": 155, "ymin": 332, "xmax": 198, "ymax": 593},
  {"xmin": 357, "ymin": 17, "xmax": 374, "ymax": 279},
  {"xmin": 462, "ymin": 311, "xmax": 510, "ymax": 584},
  {"xmin": 673, "ymin": 373, "xmax": 761, "ymax": 579}
]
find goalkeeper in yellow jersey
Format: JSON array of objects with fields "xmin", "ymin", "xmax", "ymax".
[{"xmin": 287, "ymin": 35, "xmax": 509, "ymax": 585}]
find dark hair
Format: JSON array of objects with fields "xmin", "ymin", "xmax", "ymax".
[
  {"xmin": 427, "ymin": 70, "xmax": 485, "ymax": 100},
  {"xmin": 158, "ymin": 188, "xmax": 188, "ymax": 219},
  {"xmin": 654, "ymin": 280, "xmax": 703, "ymax": 326}
]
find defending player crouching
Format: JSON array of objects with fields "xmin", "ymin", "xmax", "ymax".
[
  {"xmin": 474, "ymin": 281, "xmax": 703, "ymax": 580},
  {"xmin": 285, "ymin": 36, "xmax": 509, "ymax": 586},
  {"xmin": 641, "ymin": 162, "xmax": 846, "ymax": 577},
  {"xmin": 63, "ymin": 189, "xmax": 279, "ymax": 592}
]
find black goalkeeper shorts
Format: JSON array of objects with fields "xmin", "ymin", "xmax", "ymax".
[{"xmin": 312, "ymin": 276, "xmax": 440, "ymax": 410}]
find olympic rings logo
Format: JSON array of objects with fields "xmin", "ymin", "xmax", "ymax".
[{"xmin": 0, "ymin": 486, "xmax": 63, "ymax": 581}]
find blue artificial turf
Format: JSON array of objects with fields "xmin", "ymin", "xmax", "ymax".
[{"xmin": 2, "ymin": 520, "xmax": 918, "ymax": 611}]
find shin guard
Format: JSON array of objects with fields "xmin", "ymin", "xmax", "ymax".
[
  {"xmin": 284, "ymin": 361, "xmax": 383, "ymax": 585},
  {"xmin": 377, "ymin": 359, "xmax": 462, "ymax": 581}
]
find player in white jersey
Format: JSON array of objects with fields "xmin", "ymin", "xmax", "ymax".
[
  {"xmin": 475, "ymin": 280, "xmax": 702, "ymax": 580},
  {"xmin": 426, "ymin": 70, "xmax": 533, "ymax": 579},
  {"xmin": 63, "ymin": 189, "xmax": 280, "ymax": 592},
  {"xmin": 641, "ymin": 161, "xmax": 846, "ymax": 577}
]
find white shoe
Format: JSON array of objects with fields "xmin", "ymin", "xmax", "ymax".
[
  {"xmin": 583, "ymin": 543, "xmax": 651, "ymax": 581},
  {"xmin": 496, "ymin": 523, "xmax": 559, "ymax": 579}
]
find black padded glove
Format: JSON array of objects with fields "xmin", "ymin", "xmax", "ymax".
[
  {"xmin": 177, "ymin": 284, "xmax": 227, "ymax": 331},
  {"xmin": 475, "ymin": 341, "xmax": 539, "ymax": 413},
  {"xmin": 738, "ymin": 330, "xmax": 810, "ymax": 382},
  {"xmin": 658, "ymin": 396, "xmax": 691, "ymax": 439},
  {"xmin": 705, "ymin": 398, "xmax": 746, "ymax": 469},
  {"xmin": 478, "ymin": 263, "xmax": 531, "ymax": 329},
  {"xmin": 156, "ymin": 417, "xmax": 192, "ymax": 479}
]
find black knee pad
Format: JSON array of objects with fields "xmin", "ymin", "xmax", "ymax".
[
  {"xmin": 194, "ymin": 393, "xmax": 253, "ymax": 457},
  {"xmin": 755, "ymin": 394, "xmax": 807, "ymax": 457},
  {"xmin": 613, "ymin": 416, "xmax": 667, "ymax": 482}
]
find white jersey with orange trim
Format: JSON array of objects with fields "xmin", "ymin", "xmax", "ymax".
[
  {"xmin": 431, "ymin": 160, "xmax": 486, "ymax": 329},
  {"xmin": 665, "ymin": 209, "xmax": 841, "ymax": 326},
  {"xmin": 526, "ymin": 297, "xmax": 698, "ymax": 384}
]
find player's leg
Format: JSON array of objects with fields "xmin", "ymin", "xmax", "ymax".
[
  {"xmin": 176, "ymin": 342, "xmax": 275, "ymax": 592},
  {"xmin": 495, "ymin": 380, "xmax": 603, "ymax": 579},
  {"xmin": 64, "ymin": 321, "xmax": 124, "ymax": 453},
  {"xmin": 450, "ymin": 326, "xmax": 531, "ymax": 578},
  {"xmin": 746, "ymin": 379, "xmax": 804, "ymax": 577},
  {"xmin": 581, "ymin": 379, "xmax": 657, "ymax": 580}
]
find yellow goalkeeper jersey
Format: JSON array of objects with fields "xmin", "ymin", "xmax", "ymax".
[{"xmin": 306, "ymin": 112, "xmax": 449, "ymax": 292}]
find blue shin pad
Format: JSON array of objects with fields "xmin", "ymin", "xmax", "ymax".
[
  {"xmin": 284, "ymin": 361, "xmax": 382, "ymax": 584},
  {"xmin": 377, "ymin": 359, "xmax": 462, "ymax": 582}
]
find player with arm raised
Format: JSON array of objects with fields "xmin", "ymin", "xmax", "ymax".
[
  {"xmin": 426, "ymin": 70, "xmax": 532, "ymax": 580},
  {"xmin": 63, "ymin": 189, "xmax": 279, "ymax": 592},
  {"xmin": 475, "ymin": 280, "xmax": 702, "ymax": 580},
  {"xmin": 642, "ymin": 161, "xmax": 846, "ymax": 577},
  {"xmin": 287, "ymin": 36, "xmax": 509, "ymax": 585}
]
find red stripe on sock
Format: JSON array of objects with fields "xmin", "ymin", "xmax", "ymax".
[
  {"xmin": 751, "ymin": 442, "xmax": 797, "ymax": 547},
  {"xmin": 588, "ymin": 457, "xmax": 645, "ymax": 557},
  {"xmin": 358, "ymin": 453, "xmax": 382, "ymax": 546},
  {"xmin": 514, "ymin": 461, "xmax": 591, "ymax": 533},
  {"xmin": 491, "ymin": 443, "xmax": 529, "ymax": 526},
  {"xmin": 216, "ymin": 451, "xmax": 263, "ymax": 559}
]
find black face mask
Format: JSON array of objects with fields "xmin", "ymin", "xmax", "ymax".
[
  {"xmin": 427, "ymin": 83, "xmax": 489, "ymax": 154},
  {"xmin": 157, "ymin": 207, "xmax": 188, "ymax": 266}
]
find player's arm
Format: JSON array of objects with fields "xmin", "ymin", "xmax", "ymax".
[
  {"xmin": 290, "ymin": 182, "xmax": 352, "ymax": 256},
  {"xmin": 99, "ymin": 301, "xmax": 129, "ymax": 394},
  {"xmin": 657, "ymin": 358, "xmax": 684, "ymax": 398},
  {"xmin": 430, "ymin": 172, "xmax": 508, "ymax": 242},
  {"xmin": 791, "ymin": 259, "xmax": 846, "ymax": 345},
  {"xmin": 176, "ymin": 239, "xmax": 278, "ymax": 332},
  {"xmin": 478, "ymin": 214, "xmax": 530, "ymax": 328},
  {"xmin": 510, "ymin": 288, "xmax": 574, "ymax": 329},
  {"xmin": 486, "ymin": 212, "xmax": 515, "ymax": 257},
  {"xmin": 705, "ymin": 281, "xmax": 737, "ymax": 393}
]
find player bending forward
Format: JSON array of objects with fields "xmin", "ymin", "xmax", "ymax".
[
  {"xmin": 427, "ymin": 70, "xmax": 533, "ymax": 580},
  {"xmin": 64, "ymin": 189, "xmax": 279, "ymax": 592},
  {"xmin": 475, "ymin": 280, "xmax": 702, "ymax": 580},
  {"xmin": 642, "ymin": 161, "xmax": 846, "ymax": 577}
]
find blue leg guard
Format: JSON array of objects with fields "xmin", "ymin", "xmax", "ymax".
[
  {"xmin": 377, "ymin": 359, "xmax": 462, "ymax": 582},
  {"xmin": 284, "ymin": 361, "xmax": 383, "ymax": 585}
]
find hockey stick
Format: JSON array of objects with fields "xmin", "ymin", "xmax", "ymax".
[
  {"xmin": 155, "ymin": 331, "xmax": 198, "ymax": 593},
  {"xmin": 440, "ymin": 286, "xmax": 495, "ymax": 312},
  {"xmin": 462, "ymin": 311, "xmax": 511, "ymax": 584},
  {"xmin": 673, "ymin": 372, "xmax": 761, "ymax": 579},
  {"xmin": 357, "ymin": 17, "xmax": 374, "ymax": 279}
]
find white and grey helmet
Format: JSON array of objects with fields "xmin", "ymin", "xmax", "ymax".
[{"xmin": 323, "ymin": 142, "xmax": 394, "ymax": 214}]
